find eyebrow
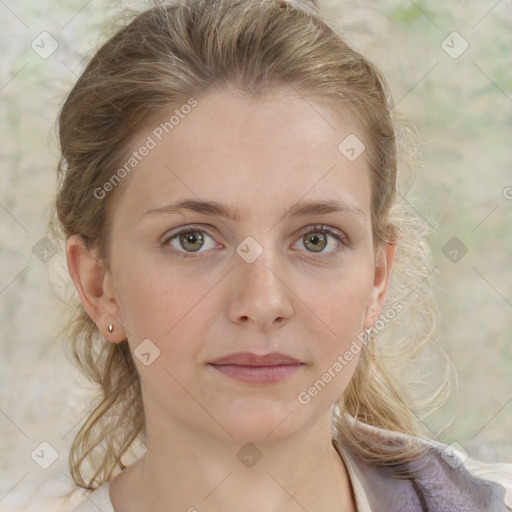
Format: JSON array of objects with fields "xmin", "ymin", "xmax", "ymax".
[{"xmin": 141, "ymin": 198, "xmax": 366, "ymax": 222}]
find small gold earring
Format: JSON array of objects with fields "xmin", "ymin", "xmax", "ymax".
[{"xmin": 108, "ymin": 324, "xmax": 114, "ymax": 333}]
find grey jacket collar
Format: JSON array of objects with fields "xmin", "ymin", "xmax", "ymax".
[{"xmin": 337, "ymin": 434, "xmax": 510, "ymax": 511}]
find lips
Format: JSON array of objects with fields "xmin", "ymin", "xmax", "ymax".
[
  {"xmin": 209, "ymin": 351, "xmax": 302, "ymax": 366},
  {"xmin": 208, "ymin": 352, "xmax": 304, "ymax": 384}
]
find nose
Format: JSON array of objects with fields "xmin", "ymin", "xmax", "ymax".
[{"xmin": 226, "ymin": 246, "xmax": 294, "ymax": 330}]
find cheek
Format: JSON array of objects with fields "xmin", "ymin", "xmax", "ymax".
[
  {"xmin": 114, "ymin": 259, "xmax": 217, "ymax": 351},
  {"xmin": 306, "ymin": 269, "xmax": 373, "ymax": 378},
  {"xmin": 312, "ymin": 268, "xmax": 373, "ymax": 332}
]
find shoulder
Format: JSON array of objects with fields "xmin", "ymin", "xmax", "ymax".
[
  {"xmin": 421, "ymin": 437, "xmax": 512, "ymax": 510},
  {"xmin": 464, "ymin": 455, "xmax": 512, "ymax": 507},
  {"xmin": 70, "ymin": 481, "xmax": 115, "ymax": 512},
  {"xmin": 339, "ymin": 420, "xmax": 512, "ymax": 511}
]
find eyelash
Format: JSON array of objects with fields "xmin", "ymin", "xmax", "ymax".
[{"xmin": 161, "ymin": 223, "xmax": 349, "ymax": 260}]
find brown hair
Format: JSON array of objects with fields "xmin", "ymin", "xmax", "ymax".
[{"xmin": 48, "ymin": 0, "xmax": 453, "ymax": 492}]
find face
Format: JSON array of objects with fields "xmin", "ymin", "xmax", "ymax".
[{"xmin": 69, "ymin": 87, "xmax": 394, "ymax": 444}]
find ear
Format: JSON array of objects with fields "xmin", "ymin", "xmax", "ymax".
[
  {"xmin": 363, "ymin": 242, "xmax": 396, "ymax": 329},
  {"xmin": 65, "ymin": 234, "xmax": 126, "ymax": 343}
]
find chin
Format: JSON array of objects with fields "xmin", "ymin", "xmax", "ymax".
[{"xmin": 218, "ymin": 397, "xmax": 306, "ymax": 444}]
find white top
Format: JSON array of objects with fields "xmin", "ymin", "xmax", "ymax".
[
  {"xmin": 70, "ymin": 443, "xmax": 512, "ymax": 511},
  {"xmin": 71, "ymin": 482, "xmax": 114, "ymax": 512}
]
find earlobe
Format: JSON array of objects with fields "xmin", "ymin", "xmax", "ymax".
[
  {"xmin": 363, "ymin": 242, "xmax": 396, "ymax": 329},
  {"xmin": 65, "ymin": 234, "xmax": 126, "ymax": 343}
]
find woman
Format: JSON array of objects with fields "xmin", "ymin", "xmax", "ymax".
[{"xmin": 49, "ymin": 0, "xmax": 512, "ymax": 510}]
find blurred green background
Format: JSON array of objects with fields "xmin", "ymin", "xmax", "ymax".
[{"xmin": 0, "ymin": 0, "xmax": 511, "ymax": 509}]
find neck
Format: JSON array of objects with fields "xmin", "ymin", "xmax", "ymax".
[{"xmin": 110, "ymin": 404, "xmax": 356, "ymax": 512}]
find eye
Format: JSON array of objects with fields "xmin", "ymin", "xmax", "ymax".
[
  {"xmin": 292, "ymin": 224, "xmax": 348, "ymax": 258},
  {"xmin": 162, "ymin": 223, "xmax": 348, "ymax": 259},
  {"xmin": 162, "ymin": 224, "xmax": 218, "ymax": 258}
]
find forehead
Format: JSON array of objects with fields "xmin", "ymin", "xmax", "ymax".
[{"xmin": 112, "ymin": 88, "xmax": 371, "ymax": 224}]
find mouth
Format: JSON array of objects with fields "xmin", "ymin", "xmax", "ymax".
[{"xmin": 208, "ymin": 352, "xmax": 304, "ymax": 384}]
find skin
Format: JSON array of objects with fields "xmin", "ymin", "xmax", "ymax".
[{"xmin": 66, "ymin": 87, "xmax": 395, "ymax": 512}]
